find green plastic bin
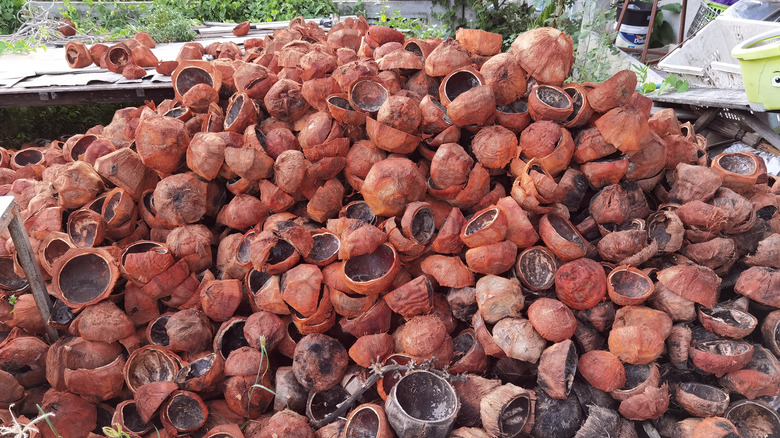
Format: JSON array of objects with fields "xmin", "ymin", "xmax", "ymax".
[{"xmin": 732, "ymin": 28, "xmax": 780, "ymax": 111}]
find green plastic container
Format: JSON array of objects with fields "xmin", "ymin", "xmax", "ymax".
[{"xmin": 732, "ymin": 28, "xmax": 780, "ymax": 111}]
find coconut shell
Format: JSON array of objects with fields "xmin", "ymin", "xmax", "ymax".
[{"xmin": 510, "ymin": 27, "xmax": 573, "ymax": 85}]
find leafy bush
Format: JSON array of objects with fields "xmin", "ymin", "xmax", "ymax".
[
  {"xmin": 0, "ymin": 0, "xmax": 22, "ymax": 34},
  {"xmin": 60, "ymin": 0, "xmax": 147, "ymax": 37},
  {"xmin": 247, "ymin": 0, "xmax": 338, "ymax": 22},
  {"xmin": 378, "ymin": 9, "xmax": 448, "ymax": 39},
  {"xmin": 140, "ymin": 0, "xmax": 196, "ymax": 43}
]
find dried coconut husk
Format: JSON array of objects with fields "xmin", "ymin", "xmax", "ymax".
[
  {"xmin": 430, "ymin": 142, "xmax": 473, "ymax": 189},
  {"xmin": 377, "ymin": 94, "xmax": 421, "ymax": 133},
  {"xmin": 735, "ymin": 266, "xmax": 780, "ymax": 308},
  {"xmin": 348, "ymin": 76, "xmax": 388, "ymax": 114},
  {"xmin": 327, "ymin": 93, "xmax": 367, "ymax": 126},
  {"xmin": 455, "ymin": 28, "xmax": 502, "ymax": 55},
  {"xmin": 664, "ymin": 134, "xmax": 702, "ymax": 170},
  {"xmin": 539, "ymin": 212, "xmax": 588, "ymax": 262},
  {"xmin": 471, "ymin": 125, "xmax": 518, "ymax": 170},
  {"xmin": 424, "ymin": 38, "xmax": 471, "ymax": 77},
  {"xmin": 53, "ymin": 160, "xmax": 104, "ymax": 209},
  {"xmin": 711, "ymin": 151, "xmax": 766, "ymax": 192},
  {"xmin": 66, "ymin": 41, "xmax": 93, "ymax": 68},
  {"xmin": 528, "ymin": 85, "xmax": 573, "ymax": 122},
  {"xmin": 67, "ymin": 208, "xmax": 106, "ymax": 248},
  {"xmin": 647, "ymin": 210, "xmax": 685, "ymax": 253},
  {"xmin": 511, "ymin": 161, "xmax": 563, "ymax": 214},
  {"xmin": 153, "ymin": 173, "xmax": 208, "ymax": 227},
  {"xmin": 562, "ymin": 82, "xmax": 594, "ymax": 128},
  {"xmin": 328, "ymin": 28, "xmax": 362, "ymax": 51},
  {"xmin": 120, "ymin": 241, "xmax": 173, "ymax": 286},
  {"xmin": 573, "ymin": 127, "xmax": 618, "ymax": 164},
  {"xmin": 745, "ymin": 233, "xmax": 780, "ymax": 268},
  {"xmin": 365, "ymin": 116, "xmax": 421, "ymax": 154},
  {"xmin": 597, "ymin": 230, "xmax": 653, "ymax": 266},
  {"xmin": 135, "ymin": 115, "xmax": 190, "ymax": 174},
  {"xmin": 657, "ymin": 264, "xmax": 720, "ymax": 308},
  {"xmin": 39, "ymin": 390, "xmax": 98, "ymax": 438},
  {"xmin": 537, "ymin": 340, "xmax": 577, "ymax": 399},
  {"xmin": 186, "ymin": 132, "xmax": 227, "ymax": 181},
  {"xmin": 625, "ymin": 131, "xmax": 667, "ymax": 182},
  {"xmin": 581, "ymin": 155, "xmax": 630, "ymax": 190},
  {"xmin": 713, "ymin": 187, "xmax": 757, "ymax": 235},
  {"xmin": 172, "ymin": 60, "xmax": 222, "ymax": 101},
  {"xmin": 181, "ymin": 83, "xmax": 218, "ymax": 113},
  {"xmin": 668, "ymin": 163, "xmax": 722, "ymax": 204},
  {"xmin": 52, "ymin": 247, "xmax": 118, "ymax": 309},
  {"xmin": 680, "ymin": 238, "xmax": 738, "ymax": 276},
  {"xmin": 439, "ymin": 67, "xmax": 484, "ymax": 107},
  {"xmin": 510, "ymin": 27, "xmax": 573, "ymax": 85},
  {"xmin": 555, "ymin": 257, "xmax": 606, "ymax": 311},
  {"xmin": 595, "ymin": 106, "xmax": 649, "ymax": 155},
  {"xmin": 480, "ymin": 53, "xmax": 527, "ymax": 106},
  {"xmin": 104, "ymin": 43, "xmax": 132, "ymax": 73},
  {"xmin": 587, "ymin": 70, "xmax": 637, "ymax": 112},
  {"xmin": 578, "ymin": 350, "xmax": 626, "ymax": 392},
  {"xmin": 618, "ymin": 384, "xmax": 670, "ymax": 421},
  {"xmin": 531, "ymin": 385, "xmax": 583, "ymax": 437},
  {"xmin": 223, "ymin": 92, "xmax": 257, "ymax": 133},
  {"xmin": 421, "ymin": 254, "xmax": 475, "ymax": 288},
  {"xmin": 675, "ymin": 200, "xmax": 727, "ymax": 242},
  {"xmin": 307, "ymin": 178, "xmax": 345, "ymax": 222},
  {"xmin": 496, "ymin": 100, "xmax": 532, "ymax": 133},
  {"xmin": 465, "ymin": 240, "xmax": 517, "ymax": 275},
  {"xmin": 447, "ymin": 85, "xmax": 496, "ymax": 128},
  {"xmin": 589, "ymin": 181, "xmax": 650, "ymax": 226},
  {"xmin": 362, "ymin": 156, "xmax": 426, "ymax": 216},
  {"xmin": 479, "ymin": 383, "xmax": 536, "ymax": 437}
]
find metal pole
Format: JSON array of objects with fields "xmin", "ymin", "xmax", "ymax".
[{"xmin": 0, "ymin": 197, "xmax": 58, "ymax": 343}]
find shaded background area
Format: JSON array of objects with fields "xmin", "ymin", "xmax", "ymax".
[{"xmin": 0, "ymin": 103, "xmax": 129, "ymax": 148}]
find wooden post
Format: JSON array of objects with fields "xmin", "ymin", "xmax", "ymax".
[
  {"xmin": 641, "ymin": 0, "xmax": 661, "ymax": 64},
  {"xmin": 0, "ymin": 196, "xmax": 58, "ymax": 343}
]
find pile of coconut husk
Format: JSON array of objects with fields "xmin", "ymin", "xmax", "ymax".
[{"xmin": 0, "ymin": 15, "xmax": 779, "ymax": 438}]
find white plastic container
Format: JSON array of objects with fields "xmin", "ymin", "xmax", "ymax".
[
  {"xmin": 658, "ymin": 16, "xmax": 780, "ymax": 89},
  {"xmin": 616, "ymin": 23, "xmax": 650, "ymax": 49}
]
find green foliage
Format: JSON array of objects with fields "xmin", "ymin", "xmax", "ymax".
[
  {"xmin": 431, "ymin": 0, "xmax": 536, "ymax": 46},
  {"xmin": 659, "ymin": 73, "xmax": 689, "ymax": 94},
  {"xmin": 191, "ymin": 0, "xmax": 246, "ymax": 22},
  {"xmin": 247, "ymin": 0, "xmax": 337, "ymax": 23},
  {"xmin": 7, "ymin": 295, "xmax": 16, "ymax": 314},
  {"xmin": 60, "ymin": 0, "xmax": 146, "ymax": 38},
  {"xmin": 343, "ymin": 0, "xmax": 367, "ymax": 17},
  {"xmin": 562, "ymin": 4, "xmax": 619, "ymax": 82},
  {"xmin": 649, "ymin": 3, "xmax": 681, "ymax": 48},
  {"xmin": 378, "ymin": 9, "xmax": 448, "ymax": 39},
  {"xmin": 0, "ymin": 37, "xmax": 44, "ymax": 55},
  {"xmin": 0, "ymin": 0, "xmax": 22, "ymax": 34},
  {"xmin": 633, "ymin": 64, "xmax": 689, "ymax": 95},
  {"xmin": 103, "ymin": 424, "xmax": 134, "ymax": 438},
  {"xmin": 140, "ymin": 0, "xmax": 196, "ymax": 43},
  {"xmin": 0, "ymin": 104, "xmax": 125, "ymax": 149}
]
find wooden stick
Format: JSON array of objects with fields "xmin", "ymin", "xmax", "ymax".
[{"xmin": 0, "ymin": 197, "xmax": 58, "ymax": 343}]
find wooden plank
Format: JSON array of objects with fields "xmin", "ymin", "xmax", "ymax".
[
  {"xmin": 650, "ymin": 87, "xmax": 755, "ymax": 111},
  {"xmin": 693, "ymin": 108, "xmax": 719, "ymax": 132},
  {"xmin": 0, "ymin": 82, "xmax": 174, "ymax": 108},
  {"xmin": 737, "ymin": 110, "xmax": 780, "ymax": 150}
]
